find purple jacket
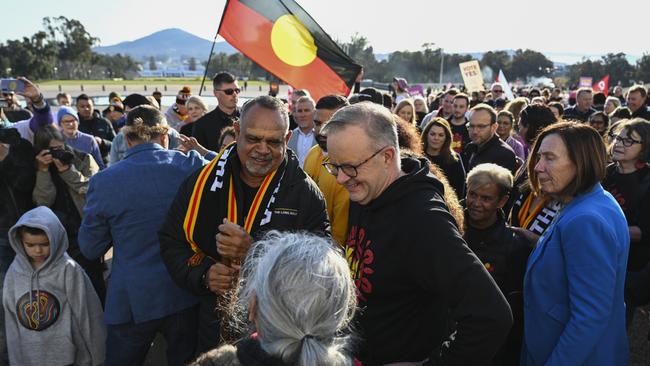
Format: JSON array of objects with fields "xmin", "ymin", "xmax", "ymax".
[{"xmin": 506, "ymin": 136, "xmax": 527, "ymax": 162}]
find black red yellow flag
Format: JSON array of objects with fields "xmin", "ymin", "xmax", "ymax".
[{"xmin": 217, "ymin": 0, "xmax": 362, "ymax": 100}]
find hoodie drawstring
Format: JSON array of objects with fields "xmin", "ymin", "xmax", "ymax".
[{"xmin": 28, "ymin": 269, "xmax": 43, "ymax": 326}]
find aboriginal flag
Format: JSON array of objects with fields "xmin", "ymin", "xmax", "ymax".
[{"xmin": 217, "ymin": 0, "xmax": 362, "ymax": 101}]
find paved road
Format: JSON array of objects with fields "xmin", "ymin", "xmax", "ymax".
[{"xmin": 38, "ymin": 82, "xmax": 293, "ymax": 108}]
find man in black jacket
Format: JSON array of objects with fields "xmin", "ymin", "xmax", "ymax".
[
  {"xmin": 465, "ymin": 104, "xmax": 518, "ymax": 175},
  {"xmin": 463, "ymin": 163, "xmax": 532, "ymax": 366},
  {"xmin": 191, "ymin": 72, "xmax": 240, "ymax": 151},
  {"xmin": 76, "ymin": 94, "xmax": 115, "ymax": 165},
  {"xmin": 563, "ymin": 87, "xmax": 596, "ymax": 122},
  {"xmin": 627, "ymin": 85, "xmax": 650, "ymax": 120},
  {"xmin": 159, "ymin": 95, "xmax": 329, "ymax": 353},
  {"xmin": 322, "ymin": 102, "xmax": 512, "ymax": 366}
]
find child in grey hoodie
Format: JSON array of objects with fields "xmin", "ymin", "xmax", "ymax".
[{"xmin": 3, "ymin": 206, "xmax": 105, "ymax": 366}]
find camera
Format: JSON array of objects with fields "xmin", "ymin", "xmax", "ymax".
[
  {"xmin": 49, "ymin": 148, "xmax": 75, "ymax": 165},
  {"xmin": 0, "ymin": 127, "xmax": 21, "ymax": 146}
]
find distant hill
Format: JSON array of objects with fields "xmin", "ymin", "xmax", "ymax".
[{"xmin": 92, "ymin": 28, "xmax": 237, "ymax": 61}]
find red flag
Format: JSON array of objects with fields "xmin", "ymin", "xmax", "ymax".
[
  {"xmin": 593, "ymin": 75, "xmax": 609, "ymax": 96},
  {"xmin": 217, "ymin": 0, "xmax": 362, "ymax": 101}
]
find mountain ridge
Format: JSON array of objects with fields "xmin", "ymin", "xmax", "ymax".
[{"xmin": 92, "ymin": 28, "xmax": 237, "ymax": 60}]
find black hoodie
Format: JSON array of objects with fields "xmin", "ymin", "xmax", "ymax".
[{"xmin": 345, "ymin": 157, "xmax": 512, "ymax": 366}]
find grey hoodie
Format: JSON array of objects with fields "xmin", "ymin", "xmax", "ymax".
[{"xmin": 3, "ymin": 206, "xmax": 105, "ymax": 366}]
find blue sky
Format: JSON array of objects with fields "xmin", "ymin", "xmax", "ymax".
[{"xmin": 4, "ymin": 0, "xmax": 649, "ymax": 57}]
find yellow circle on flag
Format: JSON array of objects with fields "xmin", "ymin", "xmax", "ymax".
[{"xmin": 271, "ymin": 15, "xmax": 317, "ymax": 67}]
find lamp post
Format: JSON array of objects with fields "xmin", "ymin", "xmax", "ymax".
[{"xmin": 439, "ymin": 48, "xmax": 444, "ymax": 85}]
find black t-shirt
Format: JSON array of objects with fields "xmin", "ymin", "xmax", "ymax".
[
  {"xmin": 426, "ymin": 152, "xmax": 466, "ymax": 199},
  {"xmin": 241, "ymin": 182, "xmax": 259, "ymax": 224},
  {"xmin": 449, "ymin": 118, "xmax": 470, "ymax": 155},
  {"xmin": 191, "ymin": 107, "xmax": 239, "ymax": 152},
  {"xmin": 603, "ymin": 164, "xmax": 650, "ymax": 271}
]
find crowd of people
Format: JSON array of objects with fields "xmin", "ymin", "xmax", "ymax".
[{"xmin": 1, "ymin": 72, "xmax": 650, "ymax": 366}]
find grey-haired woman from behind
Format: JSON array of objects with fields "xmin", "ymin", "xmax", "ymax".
[{"xmin": 191, "ymin": 231, "xmax": 357, "ymax": 366}]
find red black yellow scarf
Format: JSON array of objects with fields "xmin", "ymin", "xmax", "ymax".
[{"xmin": 182, "ymin": 143, "xmax": 286, "ymax": 266}]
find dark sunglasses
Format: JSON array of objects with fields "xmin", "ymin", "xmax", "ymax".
[{"xmin": 215, "ymin": 88, "xmax": 241, "ymax": 95}]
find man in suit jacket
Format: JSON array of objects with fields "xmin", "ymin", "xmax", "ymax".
[
  {"xmin": 79, "ymin": 105, "xmax": 217, "ymax": 366},
  {"xmin": 287, "ymin": 95, "xmax": 317, "ymax": 167}
]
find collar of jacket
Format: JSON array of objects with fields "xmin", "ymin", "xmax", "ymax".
[
  {"xmin": 464, "ymin": 209, "xmax": 508, "ymax": 248},
  {"xmin": 467, "ymin": 133, "xmax": 501, "ymax": 154},
  {"xmin": 558, "ymin": 183, "xmax": 603, "ymax": 213},
  {"xmin": 215, "ymin": 105, "xmax": 240, "ymax": 119},
  {"xmin": 123, "ymin": 143, "xmax": 165, "ymax": 160},
  {"xmin": 362, "ymin": 156, "xmax": 445, "ymax": 210}
]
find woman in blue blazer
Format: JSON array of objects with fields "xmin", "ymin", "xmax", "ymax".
[{"xmin": 520, "ymin": 122, "xmax": 629, "ymax": 365}]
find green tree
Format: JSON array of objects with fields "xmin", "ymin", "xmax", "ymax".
[
  {"xmin": 341, "ymin": 33, "xmax": 378, "ymax": 75},
  {"xmin": 148, "ymin": 56, "xmax": 157, "ymax": 70},
  {"xmin": 509, "ymin": 49, "xmax": 553, "ymax": 79},
  {"xmin": 601, "ymin": 53, "xmax": 634, "ymax": 86},
  {"xmin": 188, "ymin": 57, "xmax": 197, "ymax": 71},
  {"xmin": 509, "ymin": 49, "xmax": 554, "ymax": 79},
  {"xmin": 481, "ymin": 51, "xmax": 511, "ymax": 78},
  {"xmin": 636, "ymin": 54, "xmax": 650, "ymax": 83},
  {"xmin": 43, "ymin": 16, "xmax": 98, "ymax": 78},
  {"xmin": 568, "ymin": 59, "xmax": 605, "ymax": 86},
  {"xmin": 93, "ymin": 53, "xmax": 139, "ymax": 79}
]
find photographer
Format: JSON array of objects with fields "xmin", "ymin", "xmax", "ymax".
[
  {"xmin": 0, "ymin": 125, "xmax": 35, "ymax": 365},
  {"xmin": 32, "ymin": 125, "xmax": 105, "ymax": 303}
]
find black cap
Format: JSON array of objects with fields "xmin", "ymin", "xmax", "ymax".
[{"xmin": 122, "ymin": 94, "xmax": 152, "ymax": 109}]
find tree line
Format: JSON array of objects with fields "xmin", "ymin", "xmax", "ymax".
[
  {"xmin": 135, "ymin": 34, "xmax": 650, "ymax": 88},
  {"xmin": 1, "ymin": 18, "xmax": 648, "ymax": 87},
  {"xmin": 0, "ymin": 17, "xmax": 139, "ymax": 80}
]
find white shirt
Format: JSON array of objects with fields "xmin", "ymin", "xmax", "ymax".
[{"xmin": 296, "ymin": 128, "xmax": 315, "ymax": 168}]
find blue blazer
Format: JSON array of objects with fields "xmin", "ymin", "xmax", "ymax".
[
  {"xmin": 521, "ymin": 183, "xmax": 629, "ymax": 366},
  {"xmin": 79, "ymin": 143, "xmax": 213, "ymax": 325}
]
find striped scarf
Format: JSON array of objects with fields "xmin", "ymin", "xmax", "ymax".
[{"xmin": 183, "ymin": 143, "xmax": 286, "ymax": 266}]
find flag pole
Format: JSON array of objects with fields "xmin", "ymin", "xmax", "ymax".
[
  {"xmin": 200, "ymin": 0, "xmax": 231, "ymax": 96},
  {"xmin": 199, "ymin": 30, "xmax": 219, "ymax": 97}
]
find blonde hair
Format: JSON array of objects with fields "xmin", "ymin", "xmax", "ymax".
[
  {"xmin": 466, "ymin": 163, "xmax": 513, "ymax": 197},
  {"xmin": 394, "ymin": 99, "xmax": 416, "ymax": 125},
  {"xmin": 187, "ymin": 95, "xmax": 209, "ymax": 113},
  {"xmin": 121, "ymin": 105, "xmax": 169, "ymax": 143}
]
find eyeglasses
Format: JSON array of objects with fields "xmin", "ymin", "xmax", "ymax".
[
  {"xmin": 466, "ymin": 123, "xmax": 492, "ymax": 130},
  {"xmin": 613, "ymin": 135, "xmax": 642, "ymax": 147},
  {"xmin": 322, "ymin": 146, "xmax": 387, "ymax": 178},
  {"xmin": 215, "ymin": 88, "xmax": 241, "ymax": 95},
  {"xmin": 493, "ymin": 90, "xmax": 504, "ymax": 94}
]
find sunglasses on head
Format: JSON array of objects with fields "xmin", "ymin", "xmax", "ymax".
[{"xmin": 215, "ymin": 88, "xmax": 241, "ymax": 95}]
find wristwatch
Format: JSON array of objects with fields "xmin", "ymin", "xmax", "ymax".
[{"xmin": 32, "ymin": 93, "xmax": 44, "ymax": 104}]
